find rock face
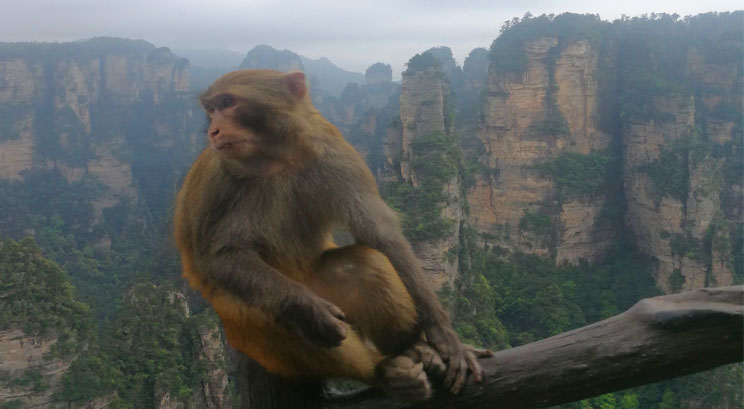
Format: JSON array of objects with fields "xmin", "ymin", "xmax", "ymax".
[
  {"xmin": 462, "ymin": 16, "xmax": 741, "ymax": 293},
  {"xmin": 392, "ymin": 52, "xmax": 463, "ymax": 290},
  {"xmin": 153, "ymin": 319, "xmax": 232, "ymax": 409},
  {"xmin": 0, "ymin": 38, "xmax": 194, "ymax": 224},
  {"xmin": 622, "ymin": 52, "xmax": 742, "ymax": 292},
  {"xmin": 471, "ymin": 37, "xmax": 613, "ymax": 262},
  {"xmin": 0, "ymin": 330, "xmax": 70, "ymax": 408},
  {"xmin": 365, "ymin": 63, "xmax": 393, "ymax": 86},
  {"xmin": 189, "ymin": 323, "xmax": 232, "ymax": 409}
]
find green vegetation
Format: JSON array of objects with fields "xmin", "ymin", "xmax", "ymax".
[
  {"xmin": 491, "ymin": 13, "xmax": 606, "ymax": 76},
  {"xmin": 0, "ymin": 37, "xmax": 175, "ymax": 65},
  {"xmin": 640, "ymin": 139, "xmax": 690, "ymax": 202},
  {"xmin": 382, "ymin": 180, "xmax": 455, "ymax": 242},
  {"xmin": 403, "ymin": 52, "xmax": 441, "ymax": 76},
  {"xmin": 539, "ymin": 152, "xmax": 612, "ymax": 200},
  {"xmin": 455, "ymin": 233, "xmax": 659, "ymax": 347},
  {"xmin": 382, "ymin": 130, "xmax": 460, "ymax": 242},
  {"xmin": 519, "ymin": 209, "xmax": 552, "ymax": 236},
  {"xmin": 0, "ymin": 237, "xmax": 91, "ymax": 356},
  {"xmin": 0, "ymin": 400, "xmax": 23, "ymax": 409},
  {"xmin": 531, "ymin": 108, "xmax": 570, "ymax": 136},
  {"xmin": 11, "ymin": 368, "xmax": 49, "ymax": 392},
  {"xmin": 0, "ymin": 103, "xmax": 31, "ymax": 141},
  {"xmin": 57, "ymin": 351, "xmax": 122, "ymax": 406}
]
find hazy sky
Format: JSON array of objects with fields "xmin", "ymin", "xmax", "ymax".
[{"xmin": 2, "ymin": 0, "xmax": 741, "ymax": 77}]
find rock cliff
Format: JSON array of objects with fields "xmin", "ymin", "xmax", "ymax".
[
  {"xmin": 0, "ymin": 38, "xmax": 195, "ymax": 227},
  {"xmin": 471, "ymin": 36, "xmax": 613, "ymax": 263},
  {"xmin": 387, "ymin": 51, "xmax": 463, "ymax": 290},
  {"xmin": 463, "ymin": 14, "xmax": 742, "ymax": 292}
]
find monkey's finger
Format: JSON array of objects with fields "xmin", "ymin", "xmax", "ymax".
[
  {"xmin": 449, "ymin": 357, "xmax": 468, "ymax": 394},
  {"xmin": 442, "ymin": 356, "xmax": 459, "ymax": 389},
  {"xmin": 324, "ymin": 301, "xmax": 346, "ymax": 321},
  {"xmin": 332, "ymin": 308, "xmax": 346, "ymax": 321},
  {"xmin": 464, "ymin": 343, "xmax": 493, "ymax": 358},
  {"xmin": 418, "ymin": 345, "xmax": 446, "ymax": 377},
  {"xmin": 466, "ymin": 351, "xmax": 484, "ymax": 383},
  {"xmin": 326, "ymin": 319, "xmax": 348, "ymax": 344}
]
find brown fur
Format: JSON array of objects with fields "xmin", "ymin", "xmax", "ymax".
[{"xmin": 174, "ymin": 69, "xmax": 482, "ymax": 397}]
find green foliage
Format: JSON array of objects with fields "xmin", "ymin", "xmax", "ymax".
[
  {"xmin": 0, "ymin": 169, "xmax": 151, "ymax": 318},
  {"xmin": 539, "ymin": 152, "xmax": 612, "ymax": 200},
  {"xmin": 403, "ymin": 52, "xmax": 441, "ymax": 75},
  {"xmin": 491, "ymin": 13, "xmax": 606, "ymax": 75},
  {"xmin": 0, "ymin": 237, "xmax": 92, "ymax": 355},
  {"xmin": 732, "ymin": 223, "xmax": 744, "ymax": 284},
  {"xmin": 382, "ymin": 131, "xmax": 460, "ymax": 242},
  {"xmin": 12, "ymin": 368, "xmax": 49, "ymax": 392},
  {"xmin": 0, "ymin": 400, "xmax": 22, "ymax": 409},
  {"xmin": 456, "ymin": 238, "xmax": 658, "ymax": 347},
  {"xmin": 57, "ymin": 351, "xmax": 122, "ymax": 405},
  {"xmin": 382, "ymin": 181, "xmax": 455, "ymax": 242},
  {"xmin": 102, "ymin": 284, "xmax": 220, "ymax": 408},
  {"xmin": 531, "ymin": 108, "xmax": 571, "ymax": 136},
  {"xmin": 640, "ymin": 139, "xmax": 689, "ymax": 202},
  {"xmin": 668, "ymin": 269, "xmax": 685, "ymax": 293},
  {"xmin": 613, "ymin": 12, "xmax": 743, "ymax": 123},
  {"xmin": 519, "ymin": 209, "xmax": 552, "ymax": 236},
  {"xmin": 453, "ymin": 227, "xmax": 509, "ymax": 349},
  {"xmin": 657, "ymin": 388, "xmax": 678, "ymax": 409},
  {"xmin": 618, "ymin": 393, "xmax": 640, "ymax": 409},
  {"xmin": 0, "ymin": 38, "xmax": 159, "ymax": 62},
  {"xmin": 0, "ymin": 103, "xmax": 31, "ymax": 141},
  {"xmin": 669, "ymin": 233, "xmax": 708, "ymax": 265}
]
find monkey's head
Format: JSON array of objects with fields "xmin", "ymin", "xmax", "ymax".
[{"xmin": 199, "ymin": 69, "xmax": 317, "ymax": 175}]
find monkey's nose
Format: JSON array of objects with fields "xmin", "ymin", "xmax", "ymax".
[{"xmin": 209, "ymin": 127, "xmax": 220, "ymax": 138}]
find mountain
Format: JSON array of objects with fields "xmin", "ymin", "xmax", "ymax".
[
  {"xmin": 298, "ymin": 55, "xmax": 365, "ymax": 97},
  {"xmin": 171, "ymin": 48, "xmax": 245, "ymax": 92},
  {"xmin": 238, "ymin": 44, "xmax": 364, "ymax": 98}
]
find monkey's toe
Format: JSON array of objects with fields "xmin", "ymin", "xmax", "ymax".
[
  {"xmin": 403, "ymin": 341, "xmax": 446, "ymax": 379},
  {"xmin": 375, "ymin": 355, "xmax": 431, "ymax": 402}
]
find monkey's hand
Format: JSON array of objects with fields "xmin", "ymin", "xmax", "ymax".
[
  {"xmin": 279, "ymin": 294, "xmax": 348, "ymax": 348},
  {"xmin": 424, "ymin": 324, "xmax": 493, "ymax": 394}
]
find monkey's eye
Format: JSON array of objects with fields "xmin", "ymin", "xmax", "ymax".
[
  {"xmin": 204, "ymin": 103, "xmax": 216, "ymax": 114},
  {"xmin": 217, "ymin": 95, "xmax": 237, "ymax": 110}
]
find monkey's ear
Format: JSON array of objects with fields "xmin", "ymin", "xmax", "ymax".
[{"xmin": 284, "ymin": 72, "xmax": 307, "ymax": 100}]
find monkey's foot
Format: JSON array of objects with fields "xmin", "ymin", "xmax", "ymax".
[
  {"xmin": 402, "ymin": 341, "xmax": 446, "ymax": 379},
  {"xmin": 375, "ymin": 355, "xmax": 431, "ymax": 402}
]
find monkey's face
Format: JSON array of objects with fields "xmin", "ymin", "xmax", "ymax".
[
  {"xmin": 203, "ymin": 93, "xmax": 260, "ymax": 160},
  {"xmin": 200, "ymin": 70, "xmax": 317, "ymax": 173}
]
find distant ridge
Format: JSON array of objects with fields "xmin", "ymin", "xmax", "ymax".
[{"xmin": 299, "ymin": 54, "xmax": 364, "ymax": 97}]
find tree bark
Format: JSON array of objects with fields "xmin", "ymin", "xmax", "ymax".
[{"xmin": 239, "ymin": 285, "xmax": 744, "ymax": 409}]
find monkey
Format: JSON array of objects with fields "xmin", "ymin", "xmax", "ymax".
[{"xmin": 173, "ymin": 69, "xmax": 489, "ymax": 401}]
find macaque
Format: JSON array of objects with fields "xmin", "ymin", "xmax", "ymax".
[{"xmin": 173, "ymin": 69, "xmax": 488, "ymax": 401}]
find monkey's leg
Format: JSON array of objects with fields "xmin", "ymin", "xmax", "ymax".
[
  {"xmin": 308, "ymin": 245, "xmax": 433, "ymax": 400},
  {"xmin": 211, "ymin": 290, "xmax": 383, "ymax": 383},
  {"xmin": 211, "ymin": 245, "xmax": 430, "ymax": 399},
  {"xmin": 309, "ymin": 244, "xmax": 421, "ymax": 355}
]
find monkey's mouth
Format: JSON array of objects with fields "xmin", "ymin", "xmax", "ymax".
[{"xmin": 213, "ymin": 140, "xmax": 246, "ymax": 151}]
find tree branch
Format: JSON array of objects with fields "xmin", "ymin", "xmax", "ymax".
[{"xmin": 241, "ymin": 285, "xmax": 744, "ymax": 409}]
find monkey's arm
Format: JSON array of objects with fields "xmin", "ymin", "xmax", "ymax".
[
  {"xmin": 195, "ymin": 246, "xmax": 347, "ymax": 348},
  {"xmin": 346, "ymin": 193, "xmax": 484, "ymax": 393}
]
